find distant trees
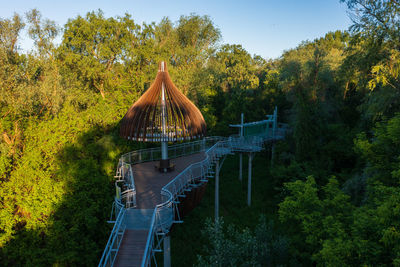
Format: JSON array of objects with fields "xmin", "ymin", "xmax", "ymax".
[
  {"xmin": 341, "ymin": 0, "xmax": 400, "ymax": 120},
  {"xmin": 60, "ymin": 10, "xmax": 137, "ymax": 99}
]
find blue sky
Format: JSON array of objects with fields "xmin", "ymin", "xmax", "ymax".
[{"xmin": 0, "ymin": 0, "xmax": 352, "ymax": 59}]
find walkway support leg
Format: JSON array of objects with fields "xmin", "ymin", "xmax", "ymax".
[
  {"xmin": 239, "ymin": 153, "xmax": 243, "ymax": 181},
  {"xmin": 239, "ymin": 113, "xmax": 244, "ymax": 182},
  {"xmin": 247, "ymin": 153, "xmax": 253, "ymax": 207},
  {"xmin": 271, "ymin": 143, "xmax": 275, "ymax": 167},
  {"xmin": 215, "ymin": 159, "xmax": 220, "ymax": 221},
  {"xmin": 164, "ymin": 235, "xmax": 171, "ymax": 267}
]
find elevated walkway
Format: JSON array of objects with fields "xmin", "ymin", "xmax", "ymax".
[
  {"xmin": 99, "ymin": 111, "xmax": 288, "ymax": 267},
  {"xmin": 132, "ymin": 153, "xmax": 206, "ymax": 209}
]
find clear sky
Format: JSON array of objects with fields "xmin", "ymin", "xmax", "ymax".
[{"xmin": 0, "ymin": 0, "xmax": 352, "ymax": 59}]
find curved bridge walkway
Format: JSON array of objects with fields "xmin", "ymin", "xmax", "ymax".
[
  {"xmin": 114, "ymin": 153, "xmax": 206, "ymax": 266},
  {"xmin": 99, "ymin": 110, "xmax": 287, "ymax": 267}
]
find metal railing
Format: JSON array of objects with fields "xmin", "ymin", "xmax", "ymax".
[
  {"xmin": 115, "ymin": 162, "xmax": 137, "ymax": 208},
  {"xmin": 228, "ymin": 135, "xmax": 264, "ymax": 153},
  {"xmin": 98, "ymin": 200, "xmax": 126, "ymax": 267},
  {"xmin": 99, "ymin": 120, "xmax": 288, "ymax": 267},
  {"xmin": 141, "ymin": 209, "xmax": 157, "ymax": 267},
  {"xmin": 98, "ymin": 162, "xmax": 136, "ymax": 267},
  {"xmin": 140, "ymin": 139, "xmax": 233, "ymax": 266},
  {"xmin": 120, "ymin": 136, "xmax": 225, "ymax": 165}
]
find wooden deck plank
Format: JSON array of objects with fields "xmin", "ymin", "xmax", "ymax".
[
  {"xmin": 114, "ymin": 230, "xmax": 148, "ymax": 267},
  {"xmin": 132, "ymin": 153, "xmax": 206, "ymax": 209}
]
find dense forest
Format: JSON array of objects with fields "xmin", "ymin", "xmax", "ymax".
[{"xmin": 0, "ymin": 0, "xmax": 399, "ymax": 266}]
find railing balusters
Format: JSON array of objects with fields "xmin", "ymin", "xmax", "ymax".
[{"xmin": 100, "ymin": 124, "xmax": 287, "ymax": 267}]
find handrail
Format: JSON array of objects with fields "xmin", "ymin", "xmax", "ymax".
[
  {"xmin": 141, "ymin": 208, "xmax": 157, "ymax": 267},
  {"xmin": 98, "ymin": 200, "xmax": 126, "ymax": 267},
  {"xmin": 99, "ymin": 117, "xmax": 288, "ymax": 266},
  {"xmin": 115, "ymin": 162, "xmax": 137, "ymax": 208},
  {"xmin": 120, "ymin": 136, "xmax": 225, "ymax": 165},
  {"xmin": 140, "ymin": 140, "xmax": 231, "ymax": 266}
]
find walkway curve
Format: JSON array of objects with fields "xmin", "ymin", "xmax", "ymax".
[{"xmin": 99, "ymin": 122, "xmax": 287, "ymax": 267}]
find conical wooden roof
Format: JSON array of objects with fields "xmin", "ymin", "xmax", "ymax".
[{"xmin": 120, "ymin": 61, "xmax": 206, "ymax": 142}]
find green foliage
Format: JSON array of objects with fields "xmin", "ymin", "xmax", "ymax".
[
  {"xmin": 355, "ymin": 114, "xmax": 400, "ymax": 185},
  {"xmin": 60, "ymin": 10, "xmax": 138, "ymax": 99},
  {"xmin": 279, "ymin": 176, "xmax": 354, "ymax": 265},
  {"xmin": 196, "ymin": 217, "xmax": 288, "ymax": 267},
  {"xmin": 278, "ymin": 114, "xmax": 400, "ymax": 266},
  {"xmin": 1, "ymin": 3, "xmax": 400, "ymax": 266},
  {"xmin": 169, "ymin": 153, "xmax": 289, "ymax": 266}
]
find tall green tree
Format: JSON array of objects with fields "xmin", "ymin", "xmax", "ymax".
[
  {"xmin": 341, "ymin": 0, "xmax": 400, "ymax": 121},
  {"xmin": 60, "ymin": 10, "xmax": 138, "ymax": 99}
]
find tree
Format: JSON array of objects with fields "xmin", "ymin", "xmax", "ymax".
[
  {"xmin": 279, "ymin": 176, "xmax": 355, "ymax": 265},
  {"xmin": 60, "ymin": 10, "xmax": 138, "ymax": 99},
  {"xmin": 279, "ymin": 31, "xmax": 350, "ymax": 163},
  {"xmin": 341, "ymin": 0, "xmax": 400, "ymax": 47},
  {"xmin": 341, "ymin": 0, "xmax": 400, "ymax": 121},
  {"xmin": 197, "ymin": 217, "xmax": 289, "ymax": 267},
  {"xmin": 26, "ymin": 9, "xmax": 58, "ymax": 58}
]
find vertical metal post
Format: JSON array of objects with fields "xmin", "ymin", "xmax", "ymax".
[
  {"xmin": 239, "ymin": 113, "xmax": 244, "ymax": 181},
  {"xmin": 240, "ymin": 113, "xmax": 244, "ymax": 136},
  {"xmin": 271, "ymin": 106, "xmax": 277, "ymax": 166},
  {"xmin": 161, "ymin": 62, "xmax": 168, "ymax": 161},
  {"xmin": 239, "ymin": 154, "xmax": 243, "ymax": 181},
  {"xmin": 215, "ymin": 159, "xmax": 219, "ymax": 221},
  {"xmin": 247, "ymin": 153, "xmax": 253, "ymax": 207},
  {"xmin": 164, "ymin": 235, "xmax": 171, "ymax": 267},
  {"xmin": 271, "ymin": 144, "xmax": 276, "ymax": 167},
  {"xmin": 272, "ymin": 106, "xmax": 277, "ymax": 139}
]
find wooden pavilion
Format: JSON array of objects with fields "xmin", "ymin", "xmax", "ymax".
[{"xmin": 120, "ymin": 61, "xmax": 206, "ymax": 171}]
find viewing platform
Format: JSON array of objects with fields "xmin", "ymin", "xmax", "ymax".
[{"xmin": 99, "ymin": 112, "xmax": 287, "ymax": 267}]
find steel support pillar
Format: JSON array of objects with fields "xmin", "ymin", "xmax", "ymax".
[
  {"xmin": 247, "ymin": 153, "xmax": 253, "ymax": 207},
  {"xmin": 215, "ymin": 159, "xmax": 220, "ymax": 221},
  {"xmin": 159, "ymin": 61, "xmax": 172, "ymax": 173},
  {"xmin": 239, "ymin": 113, "xmax": 244, "ymax": 182},
  {"xmin": 271, "ymin": 143, "xmax": 275, "ymax": 167},
  {"xmin": 162, "ymin": 141, "xmax": 168, "ymax": 160},
  {"xmin": 164, "ymin": 235, "xmax": 171, "ymax": 267},
  {"xmin": 239, "ymin": 153, "xmax": 243, "ymax": 181}
]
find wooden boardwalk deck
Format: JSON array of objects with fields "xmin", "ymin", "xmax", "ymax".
[
  {"xmin": 113, "ymin": 153, "xmax": 206, "ymax": 267},
  {"xmin": 132, "ymin": 153, "xmax": 206, "ymax": 209},
  {"xmin": 114, "ymin": 230, "xmax": 148, "ymax": 267}
]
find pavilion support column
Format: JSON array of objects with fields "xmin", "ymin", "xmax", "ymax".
[
  {"xmin": 159, "ymin": 61, "xmax": 172, "ymax": 173},
  {"xmin": 215, "ymin": 159, "xmax": 220, "ymax": 221},
  {"xmin": 163, "ymin": 235, "xmax": 171, "ymax": 267},
  {"xmin": 162, "ymin": 141, "xmax": 168, "ymax": 160},
  {"xmin": 247, "ymin": 153, "xmax": 253, "ymax": 207}
]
